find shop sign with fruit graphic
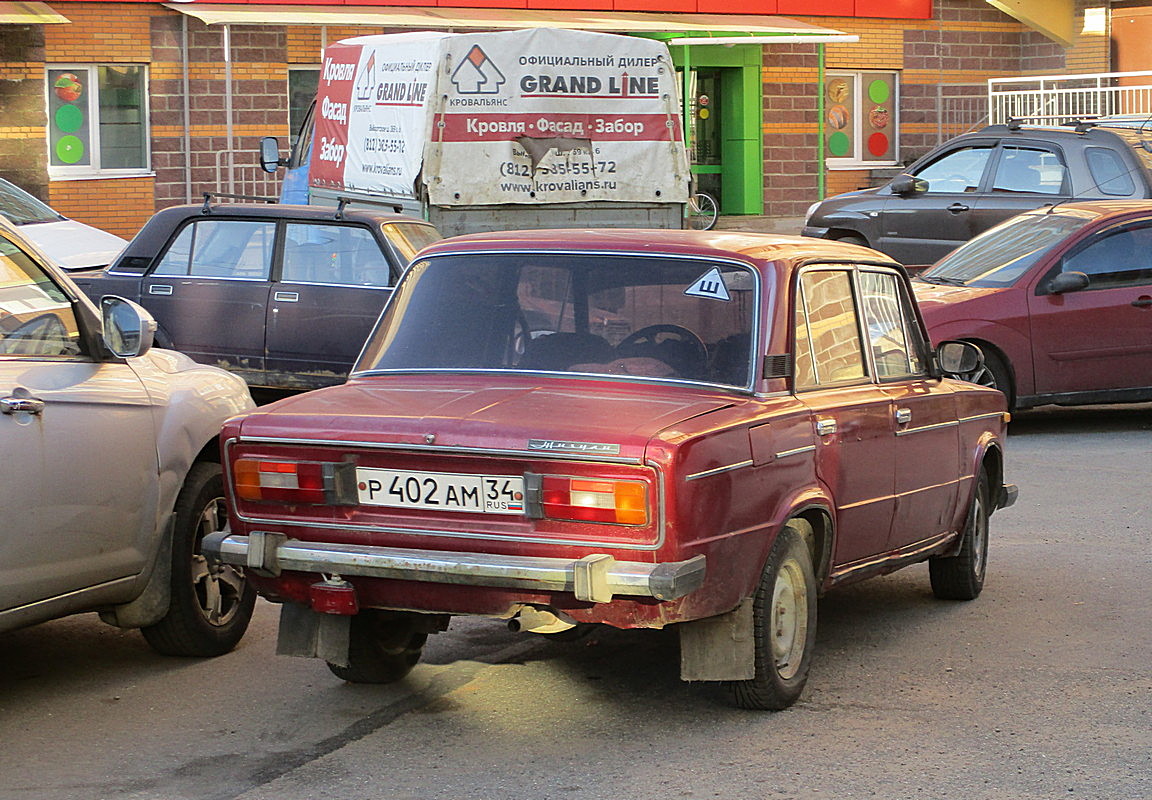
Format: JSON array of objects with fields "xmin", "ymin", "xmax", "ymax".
[{"xmin": 54, "ymin": 73, "xmax": 83, "ymax": 103}]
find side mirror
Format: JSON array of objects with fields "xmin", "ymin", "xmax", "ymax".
[
  {"xmin": 101, "ymin": 296, "xmax": 156, "ymax": 358},
  {"xmin": 890, "ymin": 174, "xmax": 927, "ymax": 195},
  {"xmin": 1047, "ymin": 270, "xmax": 1090, "ymax": 294},
  {"xmin": 259, "ymin": 136, "xmax": 283, "ymax": 174},
  {"xmin": 936, "ymin": 340, "xmax": 983, "ymax": 376}
]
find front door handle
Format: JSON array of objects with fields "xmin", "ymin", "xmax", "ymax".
[
  {"xmin": 947, "ymin": 203, "xmax": 970, "ymax": 214},
  {"xmin": 1132, "ymin": 296, "xmax": 1152, "ymax": 308},
  {"xmin": 895, "ymin": 407, "xmax": 912, "ymax": 424},
  {"xmin": 1, "ymin": 396, "xmax": 45, "ymax": 415}
]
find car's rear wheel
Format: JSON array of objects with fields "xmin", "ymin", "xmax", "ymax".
[
  {"xmin": 722, "ymin": 525, "xmax": 817, "ymax": 711},
  {"xmin": 142, "ymin": 462, "xmax": 256, "ymax": 657},
  {"xmin": 930, "ymin": 470, "xmax": 990, "ymax": 601},
  {"xmin": 327, "ymin": 610, "xmax": 427, "ymax": 684}
]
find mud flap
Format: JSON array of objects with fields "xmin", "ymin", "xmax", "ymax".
[
  {"xmin": 276, "ymin": 602, "xmax": 352, "ymax": 667},
  {"xmin": 678, "ymin": 599, "xmax": 756, "ymax": 682}
]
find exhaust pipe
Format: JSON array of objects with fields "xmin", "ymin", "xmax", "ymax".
[{"xmin": 507, "ymin": 605, "xmax": 575, "ymax": 634}]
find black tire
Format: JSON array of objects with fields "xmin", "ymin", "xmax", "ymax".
[
  {"xmin": 327, "ymin": 610, "xmax": 427, "ymax": 684},
  {"xmin": 722, "ymin": 525, "xmax": 818, "ymax": 711},
  {"xmin": 833, "ymin": 233, "xmax": 869, "ymax": 248},
  {"xmin": 687, "ymin": 192, "xmax": 719, "ymax": 230},
  {"xmin": 930, "ymin": 470, "xmax": 990, "ymax": 601},
  {"xmin": 142, "ymin": 462, "xmax": 256, "ymax": 657}
]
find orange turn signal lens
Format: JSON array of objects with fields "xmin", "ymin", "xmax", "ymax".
[{"xmin": 233, "ymin": 458, "xmax": 326, "ymax": 504}]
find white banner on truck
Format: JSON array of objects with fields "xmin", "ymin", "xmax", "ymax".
[{"xmin": 310, "ymin": 28, "xmax": 689, "ymax": 207}]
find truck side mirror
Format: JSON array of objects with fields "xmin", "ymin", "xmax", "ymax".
[
  {"xmin": 890, "ymin": 174, "xmax": 927, "ymax": 196},
  {"xmin": 1046, "ymin": 270, "xmax": 1090, "ymax": 294},
  {"xmin": 259, "ymin": 137, "xmax": 283, "ymax": 174}
]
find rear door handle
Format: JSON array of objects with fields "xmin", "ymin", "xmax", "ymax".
[
  {"xmin": 895, "ymin": 407, "xmax": 912, "ymax": 424},
  {"xmin": 148, "ymin": 284, "xmax": 173, "ymax": 296},
  {"xmin": 947, "ymin": 203, "xmax": 970, "ymax": 214},
  {"xmin": 1, "ymin": 396, "xmax": 45, "ymax": 415},
  {"xmin": 273, "ymin": 292, "xmax": 299, "ymax": 302},
  {"xmin": 1133, "ymin": 296, "xmax": 1152, "ymax": 308},
  {"xmin": 816, "ymin": 419, "xmax": 837, "ymax": 436}
]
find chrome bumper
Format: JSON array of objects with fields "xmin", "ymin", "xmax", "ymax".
[{"xmin": 202, "ymin": 531, "xmax": 706, "ymax": 604}]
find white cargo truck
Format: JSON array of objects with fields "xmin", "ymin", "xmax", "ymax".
[{"xmin": 262, "ymin": 28, "xmax": 691, "ymax": 235}]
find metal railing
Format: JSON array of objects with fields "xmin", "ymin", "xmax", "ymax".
[
  {"xmin": 988, "ymin": 70, "xmax": 1152, "ymax": 125},
  {"xmin": 213, "ymin": 150, "xmax": 282, "ymax": 202}
]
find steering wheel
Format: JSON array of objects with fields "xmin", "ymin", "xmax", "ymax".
[{"xmin": 616, "ymin": 324, "xmax": 707, "ymax": 377}]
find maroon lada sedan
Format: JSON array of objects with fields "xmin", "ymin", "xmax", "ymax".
[
  {"xmin": 914, "ymin": 200, "xmax": 1152, "ymax": 410},
  {"xmin": 205, "ymin": 230, "xmax": 1016, "ymax": 710}
]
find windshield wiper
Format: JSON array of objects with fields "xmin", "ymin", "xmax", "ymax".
[{"xmin": 915, "ymin": 275, "xmax": 967, "ymax": 286}]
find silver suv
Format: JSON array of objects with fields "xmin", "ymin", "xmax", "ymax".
[{"xmin": 0, "ymin": 216, "xmax": 256, "ymax": 657}]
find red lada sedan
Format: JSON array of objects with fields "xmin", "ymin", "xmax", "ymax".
[
  {"xmin": 205, "ymin": 230, "xmax": 1016, "ymax": 710},
  {"xmin": 913, "ymin": 200, "xmax": 1152, "ymax": 410}
]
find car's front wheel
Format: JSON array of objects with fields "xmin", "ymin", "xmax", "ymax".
[
  {"xmin": 141, "ymin": 462, "xmax": 256, "ymax": 657},
  {"xmin": 961, "ymin": 347, "xmax": 1014, "ymax": 409},
  {"xmin": 930, "ymin": 469, "xmax": 990, "ymax": 600},
  {"xmin": 722, "ymin": 524, "xmax": 818, "ymax": 710},
  {"xmin": 327, "ymin": 610, "xmax": 427, "ymax": 684},
  {"xmin": 832, "ymin": 232, "xmax": 869, "ymax": 248}
]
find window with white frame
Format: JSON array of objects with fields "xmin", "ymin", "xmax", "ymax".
[
  {"xmin": 824, "ymin": 71, "xmax": 899, "ymax": 167},
  {"xmin": 288, "ymin": 67, "xmax": 319, "ymax": 149},
  {"xmin": 46, "ymin": 65, "xmax": 150, "ymax": 177}
]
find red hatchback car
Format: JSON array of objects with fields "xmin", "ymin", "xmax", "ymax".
[
  {"xmin": 205, "ymin": 230, "xmax": 1016, "ymax": 710},
  {"xmin": 913, "ymin": 200, "xmax": 1152, "ymax": 410}
]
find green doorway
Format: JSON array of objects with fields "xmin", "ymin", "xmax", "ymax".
[{"xmin": 670, "ymin": 44, "xmax": 763, "ymax": 216}]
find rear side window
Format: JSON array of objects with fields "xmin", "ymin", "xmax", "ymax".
[
  {"xmin": 1085, "ymin": 147, "xmax": 1136, "ymax": 196},
  {"xmin": 990, "ymin": 146, "xmax": 1066, "ymax": 195},
  {"xmin": 153, "ymin": 220, "xmax": 275, "ymax": 280}
]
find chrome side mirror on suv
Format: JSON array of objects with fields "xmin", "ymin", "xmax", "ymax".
[{"xmin": 101, "ymin": 295, "xmax": 156, "ymax": 358}]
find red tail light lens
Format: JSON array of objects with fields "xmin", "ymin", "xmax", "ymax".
[
  {"xmin": 234, "ymin": 458, "xmax": 327, "ymax": 504},
  {"xmin": 541, "ymin": 476, "xmax": 648, "ymax": 525}
]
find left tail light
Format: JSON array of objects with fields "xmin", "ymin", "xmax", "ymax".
[{"xmin": 234, "ymin": 458, "xmax": 352, "ymax": 504}]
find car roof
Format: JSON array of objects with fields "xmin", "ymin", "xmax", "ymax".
[
  {"xmin": 974, "ymin": 123, "xmax": 1152, "ymax": 149},
  {"xmin": 418, "ymin": 228, "xmax": 903, "ymax": 268}
]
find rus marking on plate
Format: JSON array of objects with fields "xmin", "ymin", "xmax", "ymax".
[{"xmin": 527, "ymin": 439, "xmax": 621, "ymax": 455}]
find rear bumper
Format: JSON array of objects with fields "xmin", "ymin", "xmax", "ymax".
[{"xmin": 203, "ymin": 530, "xmax": 706, "ymax": 604}]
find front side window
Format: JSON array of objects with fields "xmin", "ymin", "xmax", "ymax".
[
  {"xmin": 152, "ymin": 220, "xmax": 275, "ymax": 280},
  {"xmin": 46, "ymin": 65, "xmax": 149, "ymax": 177},
  {"xmin": 357, "ymin": 254, "xmax": 759, "ymax": 388},
  {"xmin": 914, "ymin": 146, "xmax": 994, "ymax": 194},
  {"xmin": 0, "ymin": 234, "xmax": 81, "ymax": 357},
  {"xmin": 990, "ymin": 146, "xmax": 1067, "ymax": 195},
  {"xmin": 1057, "ymin": 223, "xmax": 1152, "ymax": 290},
  {"xmin": 283, "ymin": 223, "xmax": 389, "ymax": 286},
  {"xmin": 288, "ymin": 68, "xmax": 319, "ymax": 151},
  {"xmin": 858, "ymin": 270, "xmax": 926, "ymax": 379},
  {"xmin": 824, "ymin": 71, "xmax": 899, "ymax": 166},
  {"xmin": 794, "ymin": 269, "xmax": 866, "ymax": 388}
]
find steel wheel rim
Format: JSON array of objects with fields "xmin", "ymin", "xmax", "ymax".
[
  {"xmin": 771, "ymin": 559, "xmax": 808, "ymax": 680},
  {"xmin": 191, "ymin": 496, "xmax": 244, "ymax": 627},
  {"xmin": 971, "ymin": 492, "xmax": 988, "ymax": 579}
]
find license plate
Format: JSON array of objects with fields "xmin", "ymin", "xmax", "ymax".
[{"xmin": 355, "ymin": 468, "xmax": 526, "ymax": 515}]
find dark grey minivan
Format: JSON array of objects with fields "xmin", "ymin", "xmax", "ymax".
[
  {"xmin": 72, "ymin": 201, "xmax": 441, "ymax": 390},
  {"xmin": 802, "ymin": 123, "xmax": 1152, "ymax": 265}
]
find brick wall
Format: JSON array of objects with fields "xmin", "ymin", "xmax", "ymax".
[{"xmin": 0, "ymin": 27, "xmax": 48, "ymax": 198}]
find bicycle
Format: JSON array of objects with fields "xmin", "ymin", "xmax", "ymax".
[{"xmin": 687, "ymin": 190, "xmax": 719, "ymax": 230}]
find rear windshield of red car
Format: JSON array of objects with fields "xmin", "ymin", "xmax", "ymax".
[{"xmin": 355, "ymin": 252, "xmax": 760, "ymax": 389}]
